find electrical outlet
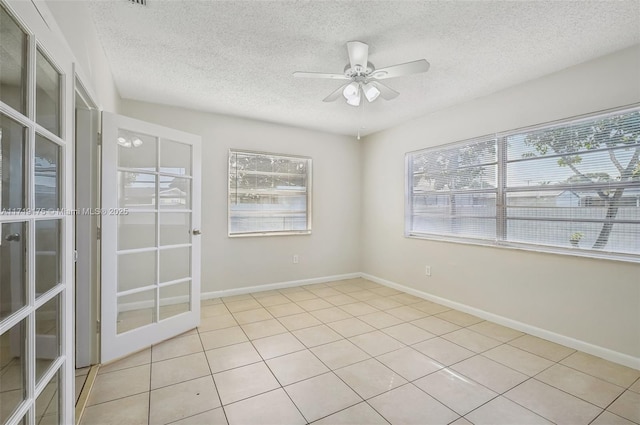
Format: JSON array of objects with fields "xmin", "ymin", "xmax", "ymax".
[
  {"xmin": 425, "ymin": 265, "xmax": 431, "ymax": 276},
  {"xmin": 293, "ymin": 254, "xmax": 299, "ymax": 264}
]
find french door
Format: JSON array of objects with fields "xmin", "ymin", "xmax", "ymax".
[
  {"xmin": 100, "ymin": 112, "xmax": 201, "ymax": 363},
  {"xmin": 1, "ymin": 1, "xmax": 74, "ymax": 424}
]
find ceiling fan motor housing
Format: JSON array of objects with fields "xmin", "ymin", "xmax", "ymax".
[{"xmin": 344, "ymin": 62, "xmax": 375, "ymax": 78}]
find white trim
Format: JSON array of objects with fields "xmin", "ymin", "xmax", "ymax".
[
  {"xmin": 73, "ymin": 74, "xmax": 100, "ymax": 368},
  {"xmin": 360, "ymin": 272, "xmax": 640, "ymax": 370},
  {"xmin": 201, "ymin": 273, "xmax": 361, "ymax": 300}
]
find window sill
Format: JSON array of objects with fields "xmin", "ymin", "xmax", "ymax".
[
  {"xmin": 406, "ymin": 232, "xmax": 640, "ymax": 264},
  {"xmin": 229, "ymin": 230, "xmax": 312, "ymax": 238}
]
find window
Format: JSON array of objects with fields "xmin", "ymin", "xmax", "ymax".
[
  {"xmin": 228, "ymin": 150, "xmax": 311, "ymax": 236},
  {"xmin": 407, "ymin": 106, "xmax": 640, "ymax": 261}
]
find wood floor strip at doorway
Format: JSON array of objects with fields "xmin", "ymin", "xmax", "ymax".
[{"xmin": 75, "ymin": 365, "xmax": 100, "ymax": 425}]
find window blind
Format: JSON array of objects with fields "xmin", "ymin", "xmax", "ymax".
[
  {"xmin": 407, "ymin": 106, "xmax": 640, "ymax": 260},
  {"xmin": 228, "ymin": 150, "xmax": 311, "ymax": 236},
  {"xmin": 408, "ymin": 138, "xmax": 498, "ymax": 240}
]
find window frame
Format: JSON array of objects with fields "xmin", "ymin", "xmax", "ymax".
[
  {"xmin": 405, "ymin": 104, "xmax": 640, "ymax": 263},
  {"xmin": 228, "ymin": 149, "xmax": 312, "ymax": 237}
]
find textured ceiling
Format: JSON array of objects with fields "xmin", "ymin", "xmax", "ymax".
[{"xmin": 86, "ymin": 1, "xmax": 640, "ymax": 137}]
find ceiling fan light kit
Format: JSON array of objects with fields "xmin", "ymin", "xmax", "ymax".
[
  {"xmin": 294, "ymin": 41, "xmax": 430, "ymax": 107},
  {"xmin": 363, "ymin": 83, "xmax": 381, "ymax": 102},
  {"xmin": 343, "ymin": 81, "xmax": 362, "ymax": 106}
]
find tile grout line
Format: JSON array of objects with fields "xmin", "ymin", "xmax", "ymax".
[
  {"xmin": 230, "ymin": 309, "xmax": 311, "ymax": 424},
  {"xmin": 415, "ymin": 329, "xmax": 565, "ymax": 423},
  {"xmin": 528, "ymin": 356, "xmax": 630, "ymax": 413},
  {"xmin": 272, "ymin": 280, "xmax": 392, "ymax": 423},
  {"xmin": 460, "ymin": 341, "xmax": 614, "ymax": 425},
  {"xmin": 303, "ymin": 286, "xmax": 577, "ymax": 424},
  {"xmin": 293, "ymin": 281, "xmax": 407, "ymax": 421},
  {"xmin": 459, "ymin": 375, "xmax": 553, "ymax": 423},
  {"xmin": 196, "ymin": 324, "xmax": 229, "ymax": 425}
]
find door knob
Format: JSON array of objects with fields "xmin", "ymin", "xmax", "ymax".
[
  {"xmin": 4, "ymin": 233, "xmax": 20, "ymax": 242},
  {"xmin": 192, "ymin": 229, "xmax": 201, "ymax": 235}
]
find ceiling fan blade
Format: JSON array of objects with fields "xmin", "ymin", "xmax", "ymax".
[
  {"xmin": 368, "ymin": 81, "xmax": 399, "ymax": 100},
  {"xmin": 293, "ymin": 71, "xmax": 349, "ymax": 80},
  {"xmin": 323, "ymin": 83, "xmax": 350, "ymax": 102},
  {"xmin": 370, "ymin": 59, "xmax": 430, "ymax": 80},
  {"xmin": 347, "ymin": 41, "xmax": 369, "ymax": 69}
]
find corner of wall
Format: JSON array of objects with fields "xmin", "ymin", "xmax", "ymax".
[
  {"xmin": 44, "ymin": 0, "xmax": 122, "ymax": 112},
  {"xmin": 358, "ymin": 46, "xmax": 640, "ymax": 361}
]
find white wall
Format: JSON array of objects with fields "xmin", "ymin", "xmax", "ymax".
[
  {"xmin": 119, "ymin": 101, "xmax": 361, "ymax": 294},
  {"xmin": 45, "ymin": 1, "xmax": 121, "ymax": 112},
  {"xmin": 361, "ymin": 45, "xmax": 640, "ymax": 364}
]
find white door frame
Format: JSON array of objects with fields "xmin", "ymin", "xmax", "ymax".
[{"xmin": 73, "ymin": 74, "xmax": 100, "ymax": 368}]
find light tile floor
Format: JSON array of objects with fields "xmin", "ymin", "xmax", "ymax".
[{"xmin": 80, "ymin": 278, "xmax": 640, "ymax": 425}]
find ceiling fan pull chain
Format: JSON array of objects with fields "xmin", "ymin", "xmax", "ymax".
[
  {"xmin": 361, "ymin": 97, "xmax": 364, "ymax": 127},
  {"xmin": 357, "ymin": 91, "xmax": 366, "ymax": 140}
]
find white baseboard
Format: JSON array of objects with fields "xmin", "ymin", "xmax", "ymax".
[
  {"xmin": 361, "ymin": 273, "xmax": 640, "ymax": 371},
  {"xmin": 201, "ymin": 272, "xmax": 361, "ymax": 300},
  {"xmin": 119, "ymin": 272, "xmax": 361, "ymax": 311}
]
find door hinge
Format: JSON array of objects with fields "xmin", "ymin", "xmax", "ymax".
[
  {"xmin": 97, "ymin": 132, "xmax": 102, "ymax": 146},
  {"xmin": 96, "ymin": 320, "xmax": 101, "ymax": 334},
  {"xmin": 73, "ymin": 250, "xmax": 78, "ymax": 263},
  {"xmin": 97, "ymin": 227, "xmax": 101, "ymax": 240}
]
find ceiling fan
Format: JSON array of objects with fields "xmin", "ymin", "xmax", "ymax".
[{"xmin": 293, "ymin": 41, "xmax": 430, "ymax": 107}]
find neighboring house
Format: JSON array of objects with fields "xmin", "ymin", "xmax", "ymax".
[
  {"xmin": 34, "ymin": 157, "xmax": 58, "ymax": 208},
  {"xmin": 575, "ymin": 188, "xmax": 640, "ymax": 207},
  {"xmin": 414, "ymin": 188, "xmax": 640, "ymax": 209}
]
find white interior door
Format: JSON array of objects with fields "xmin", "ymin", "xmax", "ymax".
[
  {"xmin": 1, "ymin": 2, "xmax": 75, "ymax": 423},
  {"xmin": 100, "ymin": 112, "xmax": 201, "ymax": 363}
]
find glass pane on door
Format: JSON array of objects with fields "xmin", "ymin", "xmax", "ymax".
[
  {"xmin": 0, "ymin": 5, "xmax": 27, "ymax": 114},
  {"xmin": 35, "ymin": 294, "xmax": 60, "ymax": 384},
  {"xmin": 159, "ymin": 246, "xmax": 190, "ymax": 283},
  {"xmin": 160, "ymin": 281, "xmax": 190, "ymax": 320},
  {"xmin": 159, "ymin": 212, "xmax": 190, "ymax": 246},
  {"xmin": 34, "ymin": 134, "xmax": 61, "ymax": 210},
  {"xmin": 35, "ymin": 49, "xmax": 61, "ymax": 136},
  {"xmin": 118, "ymin": 212, "xmax": 156, "ymax": 250},
  {"xmin": 118, "ymin": 172, "xmax": 156, "ymax": 209},
  {"xmin": 159, "ymin": 175, "xmax": 190, "ymax": 209},
  {"xmin": 0, "ymin": 318, "xmax": 26, "ymax": 424},
  {"xmin": 1, "ymin": 113, "xmax": 26, "ymax": 210},
  {"xmin": 35, "ymin": 219, "xmax": 61, "ymax": 297},
  {"xmin": 117, "ymin": 250, "xmax": 156, "ymax": 292},
  {"xmin": 118, "ymin": 130, "xmax": 156, "ymax": 171},
  {"xmin": 35, "ymin": 369, "xmax": 59, "ymax": 425},
  {"xmin": 117, "ymin": 289, "xmax": 156, "ymax": 334},
  {"xmin": 160, "ymin": 139, "xmax": 191, "ymax": 176},
  {"xmin": 0, "ymin": 221, "xmax": 26, "ymax": 320}
]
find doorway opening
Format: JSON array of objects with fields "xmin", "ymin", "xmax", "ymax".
[{"xmin": 73, "ymin": 77, "xmax": 100, "ymax": 418}]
